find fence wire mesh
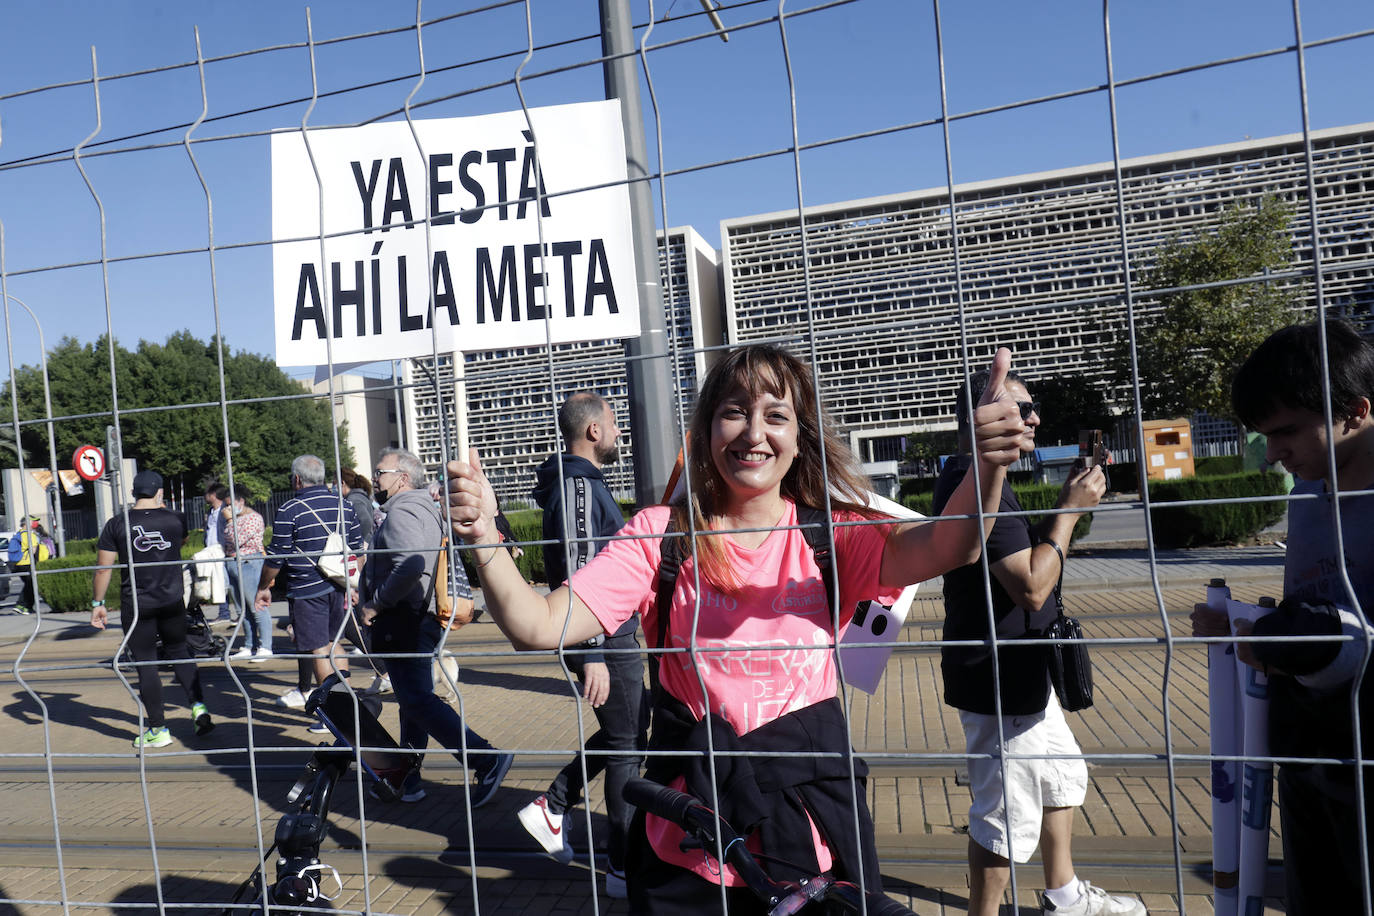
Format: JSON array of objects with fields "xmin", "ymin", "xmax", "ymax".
[{"xmin": 1, "ymin": 1, "xmax": 1373, "ymax": 914}]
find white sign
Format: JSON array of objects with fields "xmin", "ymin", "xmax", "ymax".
[{"xmin": 271, "ymin": 101, "xmax": 641, "ymax": 367}]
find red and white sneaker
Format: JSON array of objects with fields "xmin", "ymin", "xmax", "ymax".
[{"xmin": 517, "ymin": 794, "xmax": 573, "ymax": 863}]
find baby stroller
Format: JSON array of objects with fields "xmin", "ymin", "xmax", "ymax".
[{"xmin": 114, "ymin": 566, "xmax": 227, "ymax": 669}]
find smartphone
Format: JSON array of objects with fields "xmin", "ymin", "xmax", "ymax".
[{"xmin": 1078, "ymin": 429, "xmax": 1106, "ymax": 468}]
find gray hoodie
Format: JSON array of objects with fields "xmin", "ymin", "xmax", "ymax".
[{"xmin": 362, "ymin": 486, "xmax": 443, "ymax": 613}]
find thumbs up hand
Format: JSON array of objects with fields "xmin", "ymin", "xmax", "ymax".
[
  {"xmin": 446, "ymin": 448, "xmax": 499, "ymax": 544},
  {"xmin": 971, "ymin": 348, "xmax": 1024, "ymax": 468}
]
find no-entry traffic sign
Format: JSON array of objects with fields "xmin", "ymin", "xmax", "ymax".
[{"xmin": 73, "ymin": 445, "xmax": 106, "ymax": 482}]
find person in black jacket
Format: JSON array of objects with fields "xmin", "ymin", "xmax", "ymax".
[
  {"xmin": 519, "ymin": 391, "xmax": 646, "ymax": 898},
  {"xmin": 1193, "ymin": 319, "xmax": 1374, "ymax": 914}
]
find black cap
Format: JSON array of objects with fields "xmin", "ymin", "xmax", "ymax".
[{"xmin": 131, "ymin": 470, "xmax": 164, "ymax": 498}]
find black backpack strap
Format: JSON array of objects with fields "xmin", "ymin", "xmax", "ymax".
[
  {"xmin": 650, "ymin": 517, "xmax": 684, "ymax": 696},
  {"xmin": 796, "ymin": 505, "xmax": 836, "ymax": 619}
]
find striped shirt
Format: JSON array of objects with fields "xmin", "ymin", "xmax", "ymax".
[{"xmin": 265, "ymin": 485, "xmax": 363, "ymax": 598}]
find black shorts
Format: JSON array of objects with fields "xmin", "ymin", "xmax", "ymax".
[{"xmin": 289, "ymin": 590, "xmax": 347, "ymax": 652}]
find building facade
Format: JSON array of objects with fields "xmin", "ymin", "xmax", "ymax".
[
  {"xmin": 310, "ymin": 372, "xmax": 402, "ymax": 479},
  {"xmin": 404, "ymin": 227, "xmax": 724, "ymax": 503},
  {"xmin": 721, "ymin": 123, "xmax": 1374, "ymax": 462}
]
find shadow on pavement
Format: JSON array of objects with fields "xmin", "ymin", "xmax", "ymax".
[{"xmin": 111, "ymin": 876, "xmax": 247, "ymax": 915}]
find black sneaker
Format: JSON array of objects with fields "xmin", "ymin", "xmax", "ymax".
[
  {"xmin": 469, "ymin": 751, "xmax": 513, "ymax": 809},
  {"xmin": 192, "ymin": 702, "xmax": 214, "ymax": 736},
  {"xmin": 370, "ymin": 768, "xmax": 426, "ymax": 803}
]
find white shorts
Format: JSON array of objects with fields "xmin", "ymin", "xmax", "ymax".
[{"xmin": 958, "ymin": 692, "xmax": 1089, "ymax": 863}]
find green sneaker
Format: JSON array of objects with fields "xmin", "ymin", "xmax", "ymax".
[
  {"xmin": 132, "ymin": 727, "xmax": 172, "ymax": 749},
  {"xmin": 192, "ymin": 703, "xmax": 214, "ymax": 737},
  {"xmin": 13, "ymin": 605, "xmax": 31, "ymax": 615}
]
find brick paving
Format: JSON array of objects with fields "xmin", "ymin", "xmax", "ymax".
[{"xmin": 0, "ymin": 550, "xmax": 1288, "ymax": 915}]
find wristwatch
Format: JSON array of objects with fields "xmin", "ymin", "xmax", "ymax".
[{"xmin": 91, "ymin": 599, "xmax": 105, "ymax": 608}]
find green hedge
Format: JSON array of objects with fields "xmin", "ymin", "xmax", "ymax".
[
  {"xmin": 36, "ymin": 541, "xmax": 203, "ymax": 613},
  {"xmin": 1147, "ymin": 471, "xmax": 1288, "ymax": 548},
  {"xmin": 479, "ymin": 505, "xmax": 638, "ymax": 586},
  {"xmin": 899, "ymin": 477, "xmax": 937, "ymax": 499},
  {"xmin": 61, "ymin": 527, "xmax": 211, "ymax": 558},
  {"xmin": 35, "ymin": 555, "xmax": 123, "ymax": 613},
  {"xmin": 1195, "ymin": 455, "xmax": 1243, "ymax": 476},
  {"xmin": 903, "ymin": 482, "xmax": 1093, "ymax": 542}
]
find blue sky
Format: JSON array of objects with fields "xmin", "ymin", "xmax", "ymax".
[{"xmin": 0, "ymin": 0, "xmax": 1370, "ymax": 380}]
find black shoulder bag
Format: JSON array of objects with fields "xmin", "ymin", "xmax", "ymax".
[{"xmin": 1040, "ymin": 540, "xmax": 1093, "ymax": 712}]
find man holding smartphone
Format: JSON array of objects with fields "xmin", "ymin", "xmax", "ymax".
[{"xmin": 935, "ymin": 369, "xmax": 1141, "ymax": 916}]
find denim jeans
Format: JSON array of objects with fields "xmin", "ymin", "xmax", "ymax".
[
  {"xmin": 544, "ymin": 630, "xmax": 648, "ymax": 872},
  {"xmin": 384, "ymin": 613, "xmax": 495, "ymax": 767},
  {"xmin": 225, "ymin": 556, "xmax": 270, "ymax": 652}
]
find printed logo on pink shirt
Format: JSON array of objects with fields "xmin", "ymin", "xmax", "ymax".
[{"xmin": 770, "ymin": 578, "xmax": 827, "ymax": 615}]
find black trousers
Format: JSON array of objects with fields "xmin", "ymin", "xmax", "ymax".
[
  {"xmin": 120, "ymin": 601, "xmax": 204, "ymax": 730},
  {"xmin": 1278, "ymin": 762, "xmax": 1374, "ymax": 914},
  {"xmin": 543, "ymin": 631, "xmax": 648, "ymax": 871}
]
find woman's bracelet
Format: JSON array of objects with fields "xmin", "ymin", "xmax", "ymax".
[{"xmin": 472, "ymin": 532, "xmax": 506, "ymax": 570}]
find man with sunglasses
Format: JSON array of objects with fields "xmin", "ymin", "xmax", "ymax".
[{"xmin": 934, "ymin": 369, "xmax": 1140, "ymax": 916}]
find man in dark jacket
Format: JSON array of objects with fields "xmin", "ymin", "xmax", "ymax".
[
  {"xmin": 1193, "ymin": 319, "xmax": 1374, "ymax": 914},
  {"xmin": 520, "ymin": 391, "xmax": 645, "ymax": 899}
]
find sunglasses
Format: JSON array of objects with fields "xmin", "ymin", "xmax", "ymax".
[{"xmin": 1016, "ymin": 401, "xmax": 1041, "ymax": 421}]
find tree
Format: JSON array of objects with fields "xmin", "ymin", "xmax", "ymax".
[
  {"xmin": 1027, "ymin": 374, "xmax": 1114, "ymax": 447},
  {"xmin": 903, "ymin": 429, "xmax": 959, "ymax": 477},
  {"xmin": 0, "ymin": 331, "xmax": 352, "ymax": 500},
  {"xmin": 1114, "ymin": 195, "xmax": 1299, "ymax": 419}
]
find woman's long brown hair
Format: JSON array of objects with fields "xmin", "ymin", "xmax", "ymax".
[{"xmin": 670, "ymin": 344, "xmax": 880, "ymax": 592}]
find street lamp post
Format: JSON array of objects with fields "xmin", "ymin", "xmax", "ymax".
[{"xmin": 3, "ymin": 294, "xmax": 65, "ymax": 556}]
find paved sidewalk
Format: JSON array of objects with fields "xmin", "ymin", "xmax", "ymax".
[{"xmin": 0, "ymin": 548, "xmax": 1288, "ymax": 915}]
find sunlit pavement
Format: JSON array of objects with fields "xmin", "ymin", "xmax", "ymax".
[{"xmin": 0, "ymin": 548, "xmax": 1287, "ymax": 914}]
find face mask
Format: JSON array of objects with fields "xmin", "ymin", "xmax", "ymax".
[{"xmin": 374, "ymin": 488, "xmax": 390, "ymax": 506}]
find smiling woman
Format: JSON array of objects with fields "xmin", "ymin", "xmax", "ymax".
[{"xmin": 446, "ymin": 342, "xmax": 1025, "ymax": 914}]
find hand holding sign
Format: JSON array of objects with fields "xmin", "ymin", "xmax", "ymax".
[
  {"xmin": 446, "ymin": 448, "xmax": 500, "ymax": 545},
  {"xmin": 971, "ymin": 347, "xmax": 1023, "ymax": 467}
]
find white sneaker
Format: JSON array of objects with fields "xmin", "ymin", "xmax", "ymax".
[
  {"xmin": 251, "ymin": 647, "xmax": 274, "ymax": 662},
  {"xmin": 517, "ymin": 795, "xmax": 573, "ymax": 863},
  {"xmin": 363, "ymin": 674, "xmax": 392, "ymax": 696},
  {"xmin": 1041, "ymin": 882, "xmax": 1147, "ymax": 916},
  {"xmin": 230, "ymin": 647, "xmax": 254, "ymax": 660},
  {"xmin": 276, "ymin": 687, "xmax": 307, "ymax": 708}
]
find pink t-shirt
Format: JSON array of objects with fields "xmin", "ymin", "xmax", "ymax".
[{"xmin": 571, "ymin": 501, "xmax": 896, "ymax": 884}]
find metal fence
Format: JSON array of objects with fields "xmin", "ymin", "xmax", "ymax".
[{"xmin": 1, "ymin": 2, "xmax": 1372, "ymax": 915}]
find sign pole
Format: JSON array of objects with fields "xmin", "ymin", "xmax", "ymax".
[{"xmin": 601, "ymin": 0, "xmax": 675, "ymax": 507}]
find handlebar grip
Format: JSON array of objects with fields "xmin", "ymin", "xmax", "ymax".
[{"xmin": 623, "ymin": 777, "xmax": 701, "ymax": 827}]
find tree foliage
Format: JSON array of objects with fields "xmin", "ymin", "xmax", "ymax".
[
  {"xmin": 1025, "ymin": 373, "xmax": 1114, "ymax": 447},
  {"xmin": 0, "ymin": 331, "xmax": 352, "ymax": 501},
  {"xmin": 903, "ymin": 429, "xmax": 959, "ymax": 477},
  {"xmin": 1114, "ymin": 195, "xmax": 1299, "ymax": 419}
]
